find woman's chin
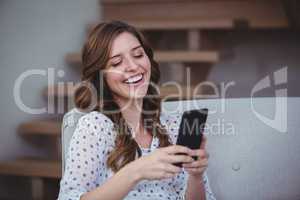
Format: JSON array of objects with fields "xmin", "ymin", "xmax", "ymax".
[
  {"xmin": 114, "ymin": 81, "xmax": 150, "ymax": 100},
  {"xmin": 113, "ymin": 90, "xmax": 147, "ymax": 102},
  {"xmin": 127, "ymin": 90, "xmax": 148, "ymax": 99},
  {"xmin": 125, "ymin": 84, "xmax": 149, "ymax": 99}
]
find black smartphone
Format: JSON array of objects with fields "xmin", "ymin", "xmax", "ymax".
[{"xmin": 174, "ymin": 108, "xmax": 208, "ymax": 167}]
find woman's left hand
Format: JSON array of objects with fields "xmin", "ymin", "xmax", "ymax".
[{"xmin": 182, "ymin": 135, "xmax": 209, "ymax": 178}]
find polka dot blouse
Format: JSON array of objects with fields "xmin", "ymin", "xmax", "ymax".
[{"xmin": 58, "ymin": 111, "xmax": 216, "ymax": 200}]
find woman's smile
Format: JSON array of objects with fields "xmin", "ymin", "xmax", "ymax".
[
  {"xmin": 124, "ymin": 73, "xmax": 143, "ymax": 84},
  {"xmin": 123, "ymin": 73, "xmax": 147, "ymax": 91}
]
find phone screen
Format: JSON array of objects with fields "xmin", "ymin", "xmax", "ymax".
[{"xmin": 175, "ymin": 108, "xmax": 208, "ymax": 167}]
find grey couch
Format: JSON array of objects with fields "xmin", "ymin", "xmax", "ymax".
[{"xmin": 62, "ymin": 97, "xmax": 300, "ymax": 200}]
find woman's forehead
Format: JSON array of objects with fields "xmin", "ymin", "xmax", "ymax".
[{"xmin": 110, "ymin": 32, "xmax": 141, "ymax": 56}]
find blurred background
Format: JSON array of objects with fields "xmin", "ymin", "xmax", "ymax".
[{"xmin": 0, "ymin": 0, "xmax": 299, "ymax": 199}]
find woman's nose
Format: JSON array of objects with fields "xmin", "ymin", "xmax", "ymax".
[{"xmin": 124, "ymin": 57, "xmax": 139, "ymax": 72}]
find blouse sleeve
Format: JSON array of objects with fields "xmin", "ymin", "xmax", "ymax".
[
  {"xmin": 203, "ymin": 172, "xmax": 217, "ymax": 200},
  {"xmin": 58, "ymin": 112, "xmax": 115, "ymax": 200},
  {"xmin": 172, "ymin": 171, "xmax": 217, "ymax": 200}
]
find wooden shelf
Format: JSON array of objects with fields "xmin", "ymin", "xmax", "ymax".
[
  {"xmin": 65, "ymin": 53, "xmax": 82, "ymax": 66},
  {"xmin": 44, "ymin": 84, "xmax": 204, "ymax": 101},
  {"xmin": 155, "ymin": 51, "xmax": 219, "ymax": 62},
  {"xmin": 101, "ymin": 0, "xmax": 288, "ymax": 29},
  {"xmin": 126, "ymin": 19, "xmax": 233, "ymax": 30},
  {"xmin": 88, "ymin": 19, "xmax": 234, "ymax": 31},
  {"xmin": 65, "ymin": 50, "xmax": 219, "ymax": 66},
  {"xmin": 18, "ymin": 120, "xmax": 61, "ymax": 137},
  {"xmin": 45, "ymin": 83, "xmax": 72, "ymax": 98},
  {"xmin": 0, "ymin": 158, "xmax": 61, "ymax": 179},
  {"xmin": 102, "ymin": 0, "xmax": 186, "ymax": 3}
]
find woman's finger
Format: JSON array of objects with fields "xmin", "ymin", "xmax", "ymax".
[
  {"xmin": 189, "ymin": 149, "xmax": 208, "ymax": 158},
  {"xmin": 182, "ymin": 159, "xmax": 208, "ymax": 168},
  {"xmin": 200, "ymin": 135, "xmax": 207, "ymax": 149},
  {"xmin": 185, "ymin": 167, "xmax": 207, "ymax": 174},
  {"xmin": 162, "ymin": 145, "xmax": 192, "ymax": 155},
  {"xmin": 159, "ymin": 163, "xmax": 182, "ymax": 174},
  {"xmin": 162, "ymin": 154, "xmax": 194, "ymax": 164}
]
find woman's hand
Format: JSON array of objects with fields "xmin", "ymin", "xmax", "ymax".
[
  {"xmin": 182, "ymin": 136, "xmax": 209, "ymax": 178},
  {"xmin": 128, "ymin": 145, "xmax": 194, "ymax": 181}
]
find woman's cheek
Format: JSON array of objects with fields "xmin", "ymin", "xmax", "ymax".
[{"xmin": 107, "ymin": 72, "xmax": 123, "ymax": 84}]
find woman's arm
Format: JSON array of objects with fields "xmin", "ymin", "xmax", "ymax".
[
  {"xmin": 58, "ymin": 113, "xmax": 124, "ymax": 200},
  {"xmin": 81, "ymin": 145, "xmax": 196, "ymax": 200},
  {"xmin": 183, "ymin": 136, "xmax": 210, "ymax": 200},
  {"xmin": 185, "ymin": 174, "xmax": 206, "ymax": 200},
  {"xmin": 80, "ymin": 163, "xmax": 140, "ymax": 200}
]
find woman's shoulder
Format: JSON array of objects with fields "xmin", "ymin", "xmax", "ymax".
[
  {"xmin": 76, "ymin": 111, "xmax": 116, "ymax": 139},
  {"xmin": 79, "ymin": 111, "xmax": 113, "ymax": 125}
]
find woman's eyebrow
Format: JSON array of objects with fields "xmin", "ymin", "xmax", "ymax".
[
  {"xmin": 131, "ymin": 45, "xmax": 142, "ymax": 51},
  {"xmin": 109, "ymin": 45, "xmax": 142, "ymax": 60}
]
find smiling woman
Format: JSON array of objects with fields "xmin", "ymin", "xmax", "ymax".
[
  {"xmin": 58, "ymin": 21, "xmax": 215, "ymax": 200},
  {"xmin": 105, "ymin": 32, "xmax": 151, "ymax": 100}
]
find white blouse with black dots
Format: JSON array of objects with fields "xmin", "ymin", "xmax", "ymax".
[{"xmin": 58, "ymin": 111, "xmax": 216, "ymax": 200}]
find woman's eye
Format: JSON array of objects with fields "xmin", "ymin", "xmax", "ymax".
[
  {"xmin": 134, "ymin": 53, "xmax": 143, "ymax": 58},
  {"xmin": 111, "ymin": 61, "xmax": 121, "ymax": 67},
  {"xmin": 111, "ymin": 63, "xmax": 119, "ymax": 67}
]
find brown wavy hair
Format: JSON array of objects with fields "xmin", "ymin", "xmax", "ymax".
[{"xmin": 75, "ymin": 21, "xmax": 171, "ymax": 172}]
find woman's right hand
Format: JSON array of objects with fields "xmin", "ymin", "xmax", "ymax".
[{"xmin": 127, "ymin": 145, "xmax": 194, "ymax": 181}]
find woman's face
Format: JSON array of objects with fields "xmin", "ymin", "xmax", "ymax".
[{"xmin": 105, "ymin": 32, "xmax": 151, "ymax": 101}]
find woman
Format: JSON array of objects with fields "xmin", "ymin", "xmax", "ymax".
[{"xmin": 58, "ymin": 21, "xmax": 215, "ymax": 200}]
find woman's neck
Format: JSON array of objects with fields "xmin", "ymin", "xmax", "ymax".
[
  {"xmin": 115, "ymin": 97, "xmax": 153, "ymax": 148},
  {"xmin": 115, "ymin": 97, "xmax": 144, "ymax": 137}
]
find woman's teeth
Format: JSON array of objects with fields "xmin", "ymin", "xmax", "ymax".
[{"xmin": 124, "ymin": 74, "xmax": 143, "ymax": 84}]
